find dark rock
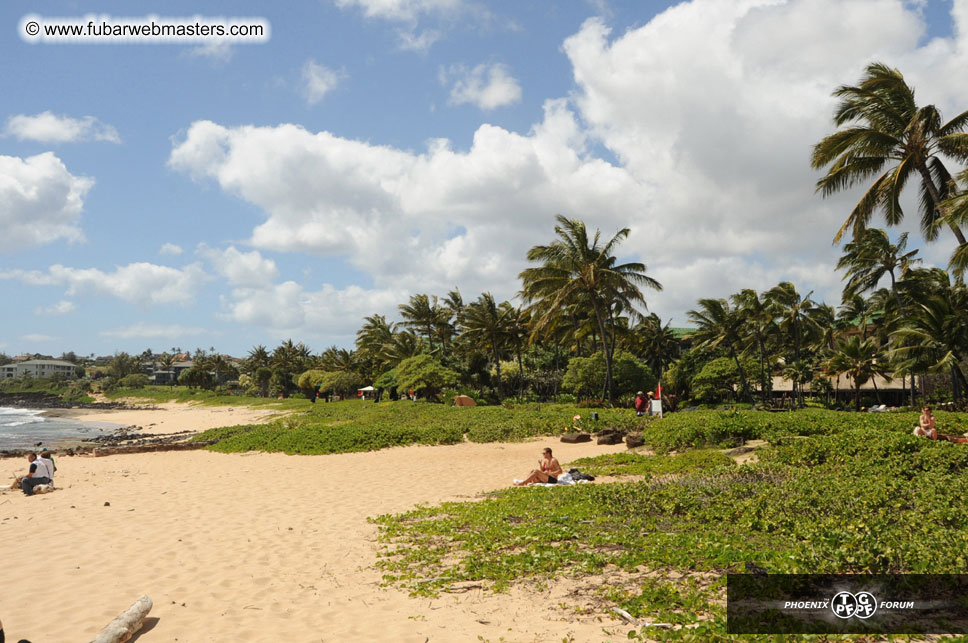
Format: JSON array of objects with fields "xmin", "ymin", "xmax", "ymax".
[
  {"xmin": 597, "ymin": 430, "xmax": 624, "ymax": 445},
  {"xmin": 625, "ymin": 433, "xmax": 645, "ymax": 449},
  {"xmin": 560, "ymin": 432, "xmax": 592, "ymax": 443}
]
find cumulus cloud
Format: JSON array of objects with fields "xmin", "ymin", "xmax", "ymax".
[
  {"xmin": 100, "ymin": 323, "xmax": 209, "ymax": 339},
  {"xmin": 168, "ymin": 98, "xmax": 641, "ymax": 306},
  {"xmin": 302, "ymin": 60, "xmax": 344, "ymax": 105},
  {"xmin": 197, "ymin": 245, "xmax": 280, "ymax": 288},
  {"xmin": 0, "ymin": 153, "xmax": 92, "ymax": 252},
  {"xmin": 169, "ymin": 0, "xmax": 968, "ymax": 334},
  {"xmin": 159, "ymin": 243, "xmax": 184, "ymax": 256},
  {"xmin": 34, "ymin": 300, "xmax": 75, "ymax": 316},
  {"xmin": 0, "ymin": 262, "xmax": 210, "ymax": 307},
  {"xmin": 4, "ymin": 111, "xmax": 120, "ymax": 144},
  {"xmin": 444, "ymin": 63, "xmax": 522, "ymax": 110},
  {"xmin": 220, "ymin": 281, "xmax": 404, "ymax": 341}
]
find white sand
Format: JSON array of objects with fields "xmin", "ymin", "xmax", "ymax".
[
  {"xmin": 1, "ymin": 435, "xmax": 633, "ymax": 642},
  {"xmin": 65, "ymin": 401, "xmax": 281, "ymax": 435}
]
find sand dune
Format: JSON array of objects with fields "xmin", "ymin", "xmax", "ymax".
[{"xmin": 1, "ymin": 437, "xmax": 631, "ymax": 642}]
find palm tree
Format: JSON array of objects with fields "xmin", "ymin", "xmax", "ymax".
[
  {"xmin": 892, "ymin": 284, "xmax": 968, "ymax": 403},
  {"xmin": 835, "ymin": 228, "xmax": 919, "ymax": 313},
  {"xmin": 687, "ymin": 298, "xmax": 753, "ymax": 403},
  {"xmin": 400, "ymin": 294, "xmax": 446, "ymax": 355},
  {"xmin": 245, "ymin": 345, "xmax": 270, "ymax": 372},
  {"xmin": 767, "ymin": 282, "xmax": 818, "ymax": 406},
  {"xmin": 812, "ymin": 62, "xmax": 968, "ymax": 247},
  {"xmin": 941, "ymin": 169, "xmax": 968, "ymax": 274},
  {"xmin": 826, "ymin": 336, "xmax": 892, "ymax": 411},
  {"xmin": 631, "ymin": 313, "xmax": 680, "ymax": 385},
  {"xmin": 836, "ymin": 294, "xmax": 879, "ymax": 340},
  {"xmin": 732, "ymin": 289, "xmax": 775, "ymax": 404},
  {"xmin": 520, "ymin": 215, "xmax": 661, "ymax": 404},
  {"xmin": 461, "ymin": 293, "xmax": 513, "ymax": 399}
]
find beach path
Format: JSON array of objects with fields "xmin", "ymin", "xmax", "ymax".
[{"xmin": 1, "ymin": 437, "xmax": 630, "ymax": 642}]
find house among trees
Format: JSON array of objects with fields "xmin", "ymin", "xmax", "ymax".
[{"xmin": 0, "ymin": 359, "xmax": 77, "ymax": 379}]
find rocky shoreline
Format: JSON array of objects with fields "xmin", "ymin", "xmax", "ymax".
[
  {"xmin": 0, "ymin": 391, "xmax": 154, "ymax": 411},
  {"xmin": 0, "ymin": 426, "xmax": 213, "ymax": 459}
]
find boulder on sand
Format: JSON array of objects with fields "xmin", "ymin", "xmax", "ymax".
[
  {"xmin": 597, "ymin": 429, "xmax": 624, "ymax": 445},
  {"xmin": 561, "ymin": 432, "xmax": 592, "ymax": 443},
  {"xmin": 625, "ymin": 433, "xmax": 645, "ymax": 449}
]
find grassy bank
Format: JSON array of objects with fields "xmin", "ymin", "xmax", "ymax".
[
  {"xmin": 374, "ymin": 409, "xmax": 968, "ymax": 640},
  {"xmin": 193, "ymin": 400, "xmax": 646, "ymax": 455},
  {"xmin": 102, "ymin": 385, "xmax": 307, "ymax": 408}
]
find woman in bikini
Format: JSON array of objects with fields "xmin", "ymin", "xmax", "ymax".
[{"xmin": 514, "ymin": 447, "xmax": 563, "ymax": 486}]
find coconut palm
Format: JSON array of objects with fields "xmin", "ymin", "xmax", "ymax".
[
  {"xmin": 520, "ymin": 215, "xmax": 661, "ymax": 404},
  {"xmin": 461, "ymin": 293, "xmax": 513, "ymax": 399},
  {"xmin": 687, "ymin": 298, "xmax": 753, "ymax": 403},
  {"xmin": 826, "ymin": 336, "xmax": 892, "ymax": 411},
  {"xmin": 812, "ymin": 62, "xmax": 968, "ymax": 247},
  {"xmin": 732, "ymin": 289, "xmax": 776, "ymax": 404},
  {"xmin": 399, "ymin": 294, "xmax": 443, "ymax": 354},
  {"xmin": 631, "ymin": 313, "xmax": 681, "ymax": 385},
  {"xmin": 835, "ymin": 228, "xmax": 919, "ymax": 314},
  {"xmin": 892, "ymin": 283, "xmax": 968, "ymax": 403}
]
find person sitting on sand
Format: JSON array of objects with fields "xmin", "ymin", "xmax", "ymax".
[
  {"xmin": 514, "ymin": 448, "xmax": 563, "ymax": 486},
  {"xmin": 914, "ymin": 407, "xmax": 938, "ymax": 440},
  {"xmin": 40, "ymin": 449, "xmax": 55, "ymax": 482},
  {"xmin": 21, "ymin": 453, "xmax": 51, "ymax": 496}
]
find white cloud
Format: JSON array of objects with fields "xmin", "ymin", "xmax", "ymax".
[
  {"xmin": 34, "ymin": 300, "xmax": 75, "ymax": 316},
  {"xmin": 168, "ymin": 98, "xmax": 640, "ymax": 307},
  {"xmin": 444, "ymin": 63, "xmax": 522, "ymax": 110},
  {"xmin": 302, "ymin": 60, "xmax": 344, "ymax": 105},
  {"xmin": 0, "ymin": 262, "xmax": 210, "ymax": 307},
  {"xmin": 221, "ymin": 281, "xmax": 404, "ymax": 341},
  {"xmin": 197, "ymin": 245, "xmax": 279, "ymax": 287},
  {"xmin": 159, "ymin": 243, "xmax": 184, "ymax": 256},
  {"xmin": 333, "ymin": 0, "xmax": 465, "ymax": 22},
  {"xmin": 169, "ymin": 0, "xmax": 968, "ymax": 334},
  {"xmin": 397, "ymin": 28, "xmax": 441, "ymax": 52},
  {"xmin": 188, "ymin": 40, "xmax": 234, "ymax": 64},
  {"xmin": 21, "ymin": 333, "xmax": 58, "ymax": 343},
  {"xmin": 4, "ymin": 111, "xmax": 120, "ymax": 144},
  {"xmin": 0, "ymin": 153, "xmax": 92, "ymax": 252},
  {"xmin": 100, "ymin": 323, "xmax": 208, "ymax": 339}
]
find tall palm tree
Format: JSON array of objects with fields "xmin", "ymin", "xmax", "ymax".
[
  {"xmin": 732, "ymin": 289, "xmax": 775, "ymax": 404},
  {"xmin": 687, "ymin": 298, "xmax": 753, "ymax": 403},
  {"xmin": 892, "ymin": 284, "xmax": 968, "ymax": 403},
  {"xmin": 520, "ymin": 215, "xmax": 661, "ymax": 404},
  {"xmin": 399, "ymin": 294, "xmax": 446, "ymax": 355},
  {"xmin": 245, "ymin": 345, "xmax": 270, "ymax": 373},
  {"xmin": 631, "ymin": 313, "xmax": 681, "ymax": 385},
  {"xmin": 836, "ymin": 294, "xmax": 879, "ymax": 340},
  {"xmin": 767, "ymin": 282, "xmax": 818, "ymax": 406},
  {"xmin": 461, "ymin": 293, "xmax": 513, "ymax": 399},
  {"xmin": 941, "ymin": 169, "xmax": 968, "ymax": 274},
  {"xmin": 826, "ymin": 336, "xmax": 892, "ymax": 411},
  {"xmin": 835, "ymin": 228, "xmax": 919, "ymax": 312},
  {"xmin": 812, "ymin": 62, "xmax": 968, "ymax": 247}
]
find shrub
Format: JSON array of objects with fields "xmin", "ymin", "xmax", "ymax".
[{"xmin": 120, "ymin": 373, "xmax": 149, "ymax": 388}]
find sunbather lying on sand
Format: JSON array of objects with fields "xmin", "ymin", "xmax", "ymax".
[{"xmin": 514, "ymin": 448, "xmax": 563, "ymax": 486}]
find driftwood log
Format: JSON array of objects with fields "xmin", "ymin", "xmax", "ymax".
[{"xmin": 88, "ymin": 595, "xmax": 152, "ymax": 643}]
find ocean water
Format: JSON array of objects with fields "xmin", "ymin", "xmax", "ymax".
[{"xmin": 0, "ymin": 407, "xmax": 110, "ymax": 450}]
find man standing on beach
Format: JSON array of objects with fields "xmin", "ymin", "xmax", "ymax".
[{"xmin": 21, "ymin": 453, "xmax": 51, "ymax": 496}]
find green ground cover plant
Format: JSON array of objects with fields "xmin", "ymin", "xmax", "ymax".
[
  {"xmin": 373, "ymin": 410, "xmax": 968, "ymax": 640},
  {"xmin": 193, "ymin": 400, "xmax": 646, "ymax": 455},
  {"xmin": 569, "ymin": 450, "xmax": 734, "ymax": 477},
  {"xmin": 104, "ymin": 385, "xmax": 305, "ymax": 408}
]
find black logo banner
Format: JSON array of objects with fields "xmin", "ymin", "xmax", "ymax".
[{"xmin": 727, "ymin": 574, "xmax": 968, "ymax": 634}]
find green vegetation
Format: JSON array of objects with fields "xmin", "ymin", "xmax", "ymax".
[
  {"xmin": 194, "ymin": 400, "xmax": 644, "ymax": 455},
  {"xmin": 0, "ymin": 375, "xmax": 94, "ymax": 404},
  {"xmin": 102, "ymin": 384, "xmax": 303, "ymax": 409},
  {"xmin": 373, "ymin": 409, "xmax": 968, "ymax": 639},
  {"xmin": 569, "ymin": 449, "xmax": 734, "ymax": 477}
]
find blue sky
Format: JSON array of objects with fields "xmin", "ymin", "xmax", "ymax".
[{"xmin": 1, "ymin": 0, "xmax": 966, "ymax": 358}]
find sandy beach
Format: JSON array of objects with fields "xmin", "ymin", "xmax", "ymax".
[
  {"xmin": 47, "ymin": 401, "xmax": 283, "ymax": 436},
  {"xmin": 1, "ymin": 426, "xmax": 631, "ymax": 642}
]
